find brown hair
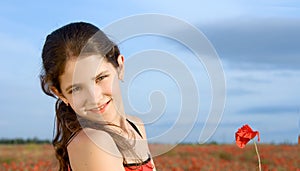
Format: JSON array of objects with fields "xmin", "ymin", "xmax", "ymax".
[{"xmin": 40, "ymin": 22, "xmax": 138, "ymax": 171}]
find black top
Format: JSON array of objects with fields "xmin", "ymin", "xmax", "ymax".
[
  {"xmin": 123, "ymin": 119, "xmax": 151, "ymax": 168},
  {"xmin": 126, "ymin": 119, "xmax": 143, "ymax": 138}
]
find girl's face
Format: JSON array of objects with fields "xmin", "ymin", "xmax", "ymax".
[{"xmin": 55, "ymin": 55, "xmax": 125, "ymax": 123}]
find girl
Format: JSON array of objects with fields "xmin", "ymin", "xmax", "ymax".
[{"xmin": 40, "ymin": 22, "xmax": 156, "ymax": 171}]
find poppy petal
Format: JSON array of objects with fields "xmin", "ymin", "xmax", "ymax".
[{"xmin": 235, "ymin": 124, "xmax": 260, "ymax": 148}]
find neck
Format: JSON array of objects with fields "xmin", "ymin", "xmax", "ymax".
[{"xmin": 108, "ymin": 115, "xmax": 130, "ymax": 134}]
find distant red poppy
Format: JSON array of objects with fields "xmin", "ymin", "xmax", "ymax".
[{"xmin": 235, "ymin": 124, "xmax": 260, "ymax": 148}]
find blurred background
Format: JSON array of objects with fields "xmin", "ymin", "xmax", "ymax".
[{"xmin": 0, "ymin": 0, "xmax": 299, "ymax": 144}]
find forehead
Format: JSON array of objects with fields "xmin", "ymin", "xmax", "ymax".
[{"xmin": 60, "ymin": 55, "xmax": 112, "ymax": 85}]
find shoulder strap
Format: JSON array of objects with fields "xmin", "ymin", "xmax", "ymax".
[
  {"xmin": 126, "ymin": 119, "xmax": 143, "ymax": 138},
  {"xmin": 66, "ymin": 131, "xmax": 80, "ymax": 146}
]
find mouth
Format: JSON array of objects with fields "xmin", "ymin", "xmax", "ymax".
[{"xmin": 88, "ymin": 99, "xmax": 112, "ymax": 114}]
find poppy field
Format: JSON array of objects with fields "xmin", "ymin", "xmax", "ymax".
[{"xmin": 0, "ymin": 143, "xmax": 299, "ymax": 171}]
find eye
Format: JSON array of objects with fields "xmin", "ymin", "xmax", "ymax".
[
  {"xmin": 95, "ymin": 75, "xmax": 109, "ymax": 83},
  {"xmin": 68, "ymin": 86, "xmax": 81, "ymax": 94}
]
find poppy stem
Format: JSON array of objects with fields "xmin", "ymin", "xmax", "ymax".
[{"xmin": 253, "ymin": 141, "xmax": 261, "ymax": 171}]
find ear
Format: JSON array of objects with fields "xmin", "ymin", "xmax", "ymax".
[
  {"xmin": 117, "ymin": 55, "xmax": 125, "ymax": 80},
  {"xmin": 50, "ymin": 86, "xmax": 69, "ymax": 105}
]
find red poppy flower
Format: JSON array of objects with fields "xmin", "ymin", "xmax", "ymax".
[{"xmin": 235, "ymin": 124, "xmax": 260, "ymax": 148}]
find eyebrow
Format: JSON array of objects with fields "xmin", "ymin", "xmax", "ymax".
[
  {"xmin": 92, "ymin": 70, "xmax": 109, "ymax": 80},
  {"xmin": 64, "ymin": 70, "xmax": 110, "ymax": 92}
]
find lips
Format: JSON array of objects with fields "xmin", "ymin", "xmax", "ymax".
[{"xmin": 88, "ymin": 99, "xmax": 112, "ymax": 114}]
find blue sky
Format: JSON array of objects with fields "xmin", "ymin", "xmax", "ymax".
[{"xmin": 0, "ymin": 0, "xmax": 299, "ymax": 144}]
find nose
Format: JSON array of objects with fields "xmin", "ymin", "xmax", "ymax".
[{"xmin": 85, "ymin": 84, "xmax": 103, "ymax": 105}]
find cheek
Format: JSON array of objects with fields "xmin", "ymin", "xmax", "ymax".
[
  {"xmin": 110, "ymin": 76, "xmax": 122, "ymax": 96},
  {"xmin": 101, "ymin": 84, "xmax": 113, "ymax": 95},
  {"xmin": 102, "ymin": 76, "xmax": 118, "ymax": 95},
  {"xmin": 69, "ymin": 94, "xmax": 86, "ymax": 112}
]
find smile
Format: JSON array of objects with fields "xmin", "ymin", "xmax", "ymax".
[{"xmin": 88, "ymin": 99, "xmax": 112, "ymax": 114}]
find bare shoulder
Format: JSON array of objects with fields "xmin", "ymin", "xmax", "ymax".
[
  {"xmin": 126, "ymin": 115, "xmax": 147, "ymax": 139},
  {"xmin": 69, "ymin": 128, "xmax": 121, "ymax": 154},
  {"xmin": 67, "ymin": 128, "xmax": 125, "ymax": 171}
]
